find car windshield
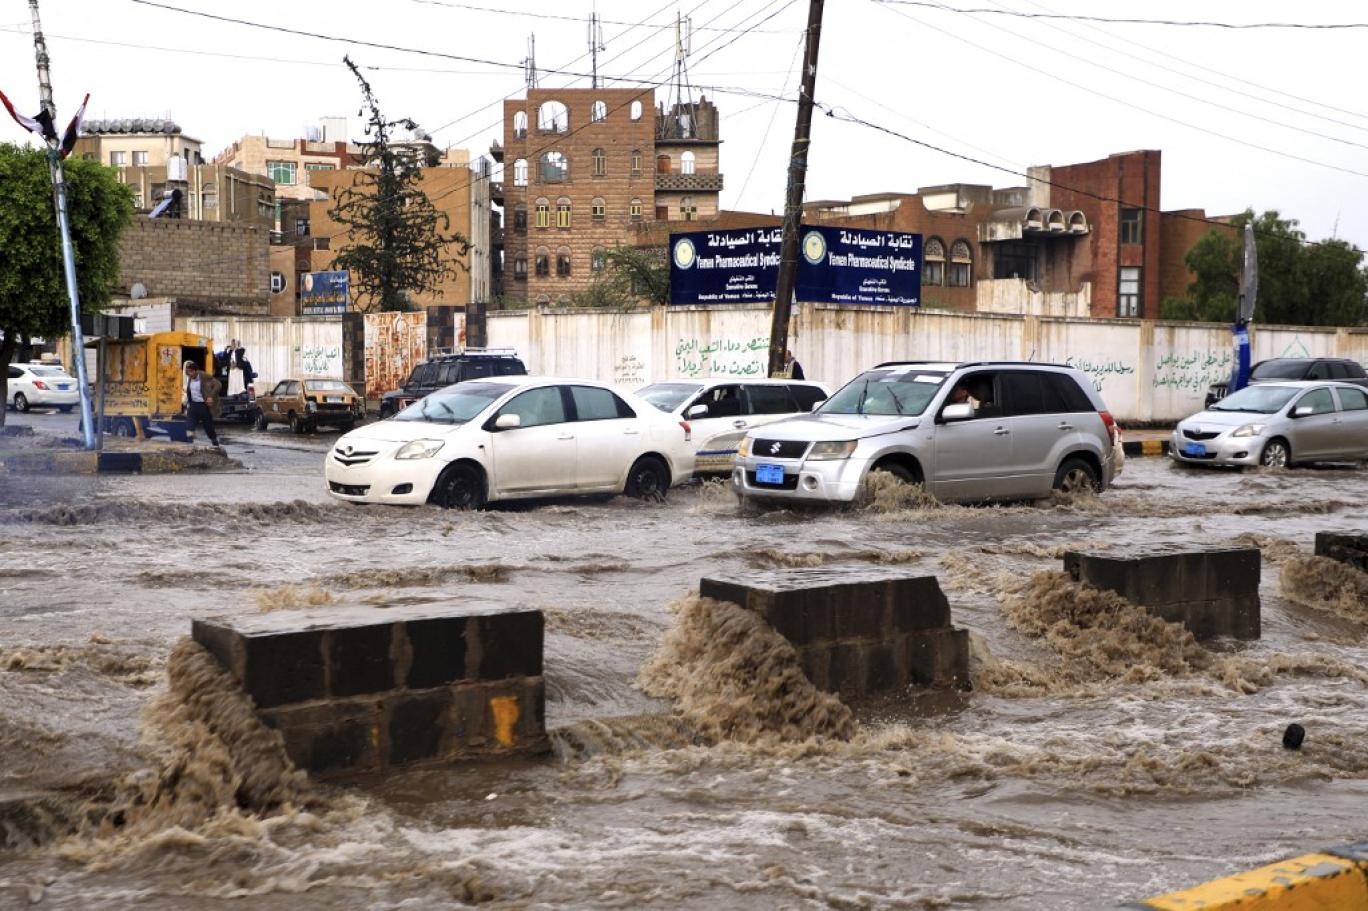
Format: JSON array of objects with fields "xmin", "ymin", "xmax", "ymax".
[
  {"xmin": 394, "ymin": 382, "xmax": 511, "ymax": 425},
  {"xmin": 1209, "ymin": 385, "xmax": 1299, "ymax": 414},
  {"xmin": 1251, "ymin": 360, "xmax": 1308, "ymax": 380},
  {"xmin": 819, "ymin": 369, "xmax": 948, "ymax": 416},
  {"xmin": 30, "ymin": 366, "xmax": 68, "ymax": 377},
  {"xmin": 637, "ymin": 382, "xmax": 703, "ymax": 412},
  {"xmin": 304, "ymin": 380, "xmax": 353, "ymax": 394}
]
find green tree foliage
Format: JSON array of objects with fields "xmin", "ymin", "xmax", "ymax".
[
  {"xmin": 329, "ymin": 57, "xmax": 468, "ymax": 312},
  {"xmin": 1163, "ymin": 209, "xmax": 1366, "ymax": 326},
  {"xmin": 0, "ymin": 143, "xmax": 132, "ymax": 424},
  {"xmin": 565, "ymin": 245, "xmax": 671, "ymax": 309}
]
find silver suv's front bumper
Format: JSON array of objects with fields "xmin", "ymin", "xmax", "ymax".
[{"xmin": 731, "ymin": 453, "xmax": 873, "ymax": 502}]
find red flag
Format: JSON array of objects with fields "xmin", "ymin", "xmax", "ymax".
[
  {"xmin": 0, "ymin": 86, "xmax": 50, "ymax": 139},
  {"xmin": 58, "ymin": 93, "xmax": 88, "ymax": 159}
]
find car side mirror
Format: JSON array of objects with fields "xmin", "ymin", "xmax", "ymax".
[
  {"xmin": 687, "ymin": 403, "xmax": 709, "ymax": 419},
  {"xmin": 494, "ymin": 413, "xmax": 521, "ymax": 430},
  {"xmin": 942, "ymin": 402, "xmax": 975, "ymax": 422},
  {"xmin": 1293, "ymin": 405, "xmax": 1314, "ymax": 418},
  {"xmin": 811, "ymin": 399, "xmax": 826, "ymax": 412}
]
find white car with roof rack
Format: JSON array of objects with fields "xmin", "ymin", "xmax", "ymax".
[{"xmin": 732, "ymin": 360, "xmax": 1120, "ymax": 503}]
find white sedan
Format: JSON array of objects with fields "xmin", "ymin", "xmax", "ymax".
[
  {"xmin": 325, "ymin": 376, "xmax": 696, "ymax": 508},
  {"xmin": 6, "ymin": 363, "xmax": 80, "ymax": 412}
]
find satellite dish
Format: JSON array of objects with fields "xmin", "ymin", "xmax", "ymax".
[{"xmin": 130, "ymin": 282, "xmax": 147, "ymax": 300}]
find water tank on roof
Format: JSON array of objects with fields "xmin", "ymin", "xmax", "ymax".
[{"xmin": 118, "ymin": 118, "xmax": 133, "ymax": 133}]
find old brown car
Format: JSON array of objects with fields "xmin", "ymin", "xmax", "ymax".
[{"xmin": 254, "ymin": 378, "xmax": 365, "ymax": 433}]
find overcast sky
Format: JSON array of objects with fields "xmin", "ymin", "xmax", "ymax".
[{"xmin": 3, "ymin": 0, "xmax": 1366, "ymax": 253}]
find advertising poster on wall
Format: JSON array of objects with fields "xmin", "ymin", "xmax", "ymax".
[
  {"xmin": 300, "ymin": 271, "xmax": 350, "ymax": 316},
  {"xmin": 363, "ymin": 311, "xmax": 427, "ymax": 399}
]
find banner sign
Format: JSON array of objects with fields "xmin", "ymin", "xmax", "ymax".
[
  {"xmin": 669, "ymin": 226, "xmax": 921, "ymax": 306},
  {"xmin": 300, "ymin": 270, "xmax": 349, "ymax": 316}
]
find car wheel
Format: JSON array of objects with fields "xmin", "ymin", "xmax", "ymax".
[
  {"xmin": 870, "ymin": 463, "xmax": 914, "ymax": 485},
  {"xmin": 625, "ymin": 456, "xmax": 670, "ymax": 501},
  {"xmin": 57, "ymin": 404, "xmax": 74, "ymax": 413},
  {"xmin": 1052, "ymin": 457, "xmax": 1099, "ymax": 493},
  {"xmin": 1260, "ymin": 438, "xmax": 1291, "ymax": 469},
  {"xmin": 432, "ymin": 463, "xmax": 487, "ymax": 510},
  {"xmin": 13, "ymin": 392, "xmax": 30, "ymax": 413},
  {"xmin": 289, "ymin": 412, "xmax": 304, "ymax": 434},
  {"xmin": 254, "ymin": 411, "xmax": 269, "ymax": 431}
]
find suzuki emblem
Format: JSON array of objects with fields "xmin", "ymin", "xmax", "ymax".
[{"xmin": 770, "ymin": 442, "xmax": 782, "ymax": 454}]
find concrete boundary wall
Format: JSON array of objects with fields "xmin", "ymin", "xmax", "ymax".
[
  {"xmin": 486, "ymin": 304, "xmax": 1368, "ymax": 423},
  {"xmin": 184, "ymin": 316, "xmax": 345, "ymax": 390}
]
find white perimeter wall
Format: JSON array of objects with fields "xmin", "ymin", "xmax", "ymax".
[{"xmin": 183, "ymin": 316, "xmax": 345, "ymax": 389}]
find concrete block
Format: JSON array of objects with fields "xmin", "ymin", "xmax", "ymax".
[
  {"xmin": 1315, "ymin": 532, "xmax": 1368, "ymax": 573},
  {"xmin": 473, "ymin": 610, "xmax": 543, "ymax": 680},
  {"xmin": 328, "ymin": 624, "xmax": 396, "ymax": 698},
  {"xmin": 889, "ymin": 576, "xmax": 952, "ymax": 631},
  {"xmin": 864, "ymin": 642, "xmax": 900, "ymax": 693},
  {"xmin": 404, "ymin": 616, "xmax": 468, "ymax": 689},
  {"xmin": 795, "ymin": 645, "xmax": 831, "ymax": 692},
  {"xmin": 384, "ymin": 689, "xmax": 451, "ymax": 766},
  {"xmin": 260, "ymin": 699, "xmax": 381, "ymax": 774},
  {"xmin": 829, "ymin": 642, "xmax": 866, "ymax": 697}
]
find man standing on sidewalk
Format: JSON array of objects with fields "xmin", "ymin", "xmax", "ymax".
[{"xmin": 183, "ymin": 360, "xmax": 222, "ymax": 450}]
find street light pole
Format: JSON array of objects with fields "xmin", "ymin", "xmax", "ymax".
[{"xmin": 28, "ymin": 0, "xmax": 97, "ymax": 449}]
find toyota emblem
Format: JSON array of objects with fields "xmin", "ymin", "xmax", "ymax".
[
  {"xmin": 343, "ymin": 444, "xmax": 354, "ymax": 456},
  {"xmin": 770, "ymin": 442, "xmax": 782, "ymax": 454}
]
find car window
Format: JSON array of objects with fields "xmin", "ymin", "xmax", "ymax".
[
  {"xmin": 571, "ymin": 385, "xmax": 633, "ymax": 421},
  {"xmin": 1337, "ymin": 387, "xmax": 1368, "ymax": 411},
  {"xmin": 1347, "ymin": 362, "xmax": 1368, "ymax": 379},
  {"xmin": 496, "ymin": 359, "xmax": 527, "ymax": 376},
  {"xmin": 1296, "ymin": 388, "xmax": 1335, "ymax": 415},
  {"xmin": 789, "ymin": 384, "xmax": 826, "ymax": 411},
  {"xmin": 690, "ymin": 384, "xmax": 742, "ymax": 418},
  {"xmin": 1327, "ymin": 362, "xmax": 1350, "ymax": 380},
  {"xmin": 434, "ymin": 363, "xmax": 457, "ymax": 384},
  {"xmin": 1305, "ymin": 362, "xmax": 1328, "ymax": 380},
  {"xmin": 498, "ymin": 385, "xmax": 567, "ymax": 428},
  {"xmin": 941, "ymin": 371, "xmax": 1000, "ymax": 419},
  {"xmin": 6, "ymin": 367, "xmax": 20, "ymax": 380},
  {"xmin": 408, "ymin": 364, "xmax": 434, "ymax": 387},
  {"xmin": 745, "ymin": 384, "xmax": 797, "ymax": 416},
  {"xmin": 1047, "ymin": 373, "xmax": 1094, "ymax": 412},
  {"xmin": 461, "ymin": 361, "xmax": 493, "ymax": 380},
  {"xmin": 822, "ymin": 368, "xmax": 948, "ymax": 417},
  {"xmin": 270, "ymin": 381, "xmax": 289, "ymax": 396},
  {"xmin": 304, "ymin": 380, "xmax": 353, "ymax": 394},
  {"xmin": 1211, "ymin": 385, "xmax": 1298, "ymax": 413},
  {"xmin": 285, "ymin": 381, "xmax": 302, "ymax": 396},
  {"xmin": 1250, "ymin": 360, "xmax": 1307, "ymax": 380},
  {"xmin": 397, "ymin": 382, "xmax": 509, "ymax": 425},
  {"xmin": 638, "ymin": 383, "xmax": 703, "ymax": 413},
  {"xmin": 31, "ymin": 366, "xmax": 66, "ymax": 377},
  {"xmin": 1000, "ymin": 371, "xmax": 1050, "ymax": 416}
]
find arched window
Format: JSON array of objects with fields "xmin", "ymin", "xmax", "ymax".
[
  {"xmin": 513, "ymin": 204, "xmax": 527, "ymax": 234},
  {"xmin": 591, "ymin": 100, "xmax": 607, "ymax": 122},
  {"xmin": 949, "ymin": 239, "xmax": 973, "ymax": 287},
  {"xmin": 630, "ymin": 197, "xmax": 642, "ymax": 221},
  {"xmin": 556, "ymin": 246, "xmax": 572, "ymax": 277},
  {"xmin": 556, "ymin": 197, "xmax": 571, "ymax": 228},
  {"xmin": 629, "ymin": 100, "xmax": 643, "ymax": 121},
  {"xmin": 591, "ymin": 196, "xmax": 606, "ymax": 221},
  {"xmin": 656, "ymin": 154, "xmax": 671, "ymax": 174},
  {"xmin": 537, "ymin": 100, "xmax": 568, "ymax": 133},
  {"xmin": 512, "ymin": 158, "xmax": 528, "ymax": 186},
  {"xmin": 513, "ymin": 111, "xmax": 528, "ymax": 139},
  {"xmin": 630, "ymin": 149, "xmax": 642, "ymax": 176},
  {"xmin": 923, "ymin": 236, "xmax": 945, "ymax": 287},
  {"xmin": 539, "ymin": 151, "xmax": 568, "ymax": 183},
  {"xmin": 513, "ymin": 256, "xmax": 527, "ymax": 280},
  {"xmin": 591, "ymin": 248, "xmax": 607, "ymax": 273},
  {"xmin": 680, "ymin": 196, "xmax": 697, "ymax": 221},
  {"xmin": 592, "ymin": 147, "xmax": 606, "ymax": 177},
  {"xmin": 681, "ymin": 151, "xmax": 696, "ymax": 175},
  {"xmin": 535, "ymin": 245, "xmax": 550, "ymax": 277},
  {"xmin": 534, "ymin": 196, "xmax": 550, "ymax": 228}
]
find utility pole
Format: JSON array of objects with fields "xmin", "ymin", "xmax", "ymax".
[
  {"xmin": 28, "ymin": 0, "xmax": 96, "ymax": 449},
  {"xmin": 767, "ymin": 0, "xmax": 824, "ymax": 378}
]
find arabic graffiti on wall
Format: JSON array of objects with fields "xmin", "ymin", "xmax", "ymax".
[
  {"xmin": 1153, "ymin": 348, "xmax": 1233, "ymax": 393},
  {"xmin": 298, "ymin": 344, "xmax": 341, "ymax": 377},
  {"xmin": 675, "ymin": 335, "xmax": 769, "ymax": 378},
  {"xmin": 614, "ymin": 354, "xmax": 646, "ymax": 387},
  {"xmin": 1066, "ymin": 355, "xmax": 1135, "ymax": 392}
]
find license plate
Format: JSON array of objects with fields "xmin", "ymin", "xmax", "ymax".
[
  {"xmin": 755, "ymin": 463, "xmax": 786, "ymax": 485},
  {"xmin": 326, "ymin": 396, "xmax": 342, "ymax": 403},
  {"xmin": 1182, "ymin": 442, "xmax": 1207, "ymax": 457},
  {"xmin": 57, "ymin": 384, "xmax": 70, "ymax": 390}
]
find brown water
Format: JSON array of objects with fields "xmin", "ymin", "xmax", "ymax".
[{"xmin": 1, "ymin": 455, "xmax": 1366, "ymax": 909}]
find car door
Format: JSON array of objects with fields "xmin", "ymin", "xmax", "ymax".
[
  {"xmin": 486, "ymin": 385, "xmax": 575, "ymax": 494},
  {"xmin": 743, "ymin": 384, "xmax": 800, "ymax": 434},
  {"xmin": 685, "ymin": 384, "xmax": 745, "ymax": 464},
  {"xmin": 1331, "ymin": 387, "xmax": 1368, "ymax": 459},
  {"xmin": 568, "ymin": 385, "xmax": 642, "ymax": 490},
  {"xmin": 263, "ymin": 380, "xmax": 290, "ymax": 419},
  {"xmin": 283, "ymin": 380, "xmax": 304, "ymax": 418},
  {"xmin": 930, "ymin": 371, "xmax": 1015, "ymax": 500},
  {"xmin": 1287, "ymin": 387, "xmax": 1338, "ymax": 460},
  {"xmin": 996, "ymin": 370, "xmax": 1075, "ymax": 497}
]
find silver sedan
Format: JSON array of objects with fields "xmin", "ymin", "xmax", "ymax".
[{"xmin": 1171, "ymin": 381, "xmax": 1368, "ymax": 468}]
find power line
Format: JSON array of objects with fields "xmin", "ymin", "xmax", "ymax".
[
  {"xmin": 871, "ymin": 1, "xmax": 1368, "ymax": 30},
  {"xmin": 870, "ymin": 0, "xmax": 1368, "ymax": 180},
  {"xmin": 736, "ymin": 30, "xmax": 805, "ymax": 203},
  {"xmin": 405, "ymin": 0, "xmax": 790, "ymax": 33}
]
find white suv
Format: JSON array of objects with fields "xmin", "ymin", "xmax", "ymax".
[
  {"xmin": 733, "ymin": 361, "xmax": 1120, "ymax": 503},
  {"xmin": 6, "ymin": 363, "xmax": 80, "ymax": 413}
]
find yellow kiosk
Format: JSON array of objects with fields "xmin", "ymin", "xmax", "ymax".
[{"xmin": 91, "ymin": 331, "xmax": 211, "ymax": 440}]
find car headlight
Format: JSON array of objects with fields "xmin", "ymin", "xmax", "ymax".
[
  {"xmin": 1231, "ymin": 423, "xmax": 1266, "ymax": 438},
  {"xmin": 737, "ymin": 436, "xmax": 751, "ymax": 458},
  {"xmin": 394, "ymin": 439, "xmax": 444, "ymax": 460},
  {"xmin": 807, "ymin": 440, "xmax": 857, "ymax": 461}
]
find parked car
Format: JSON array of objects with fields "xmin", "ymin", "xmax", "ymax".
[
  {"xmin": 1172, "ymin": 381, "xmax": 1368, "ymax": 468},
  {"xmin": 636, "ymin": 378, "xmax": 831, "ymax": 473},
  {"xmin": 732, "ymin": 361, "xmax": 1119, "ymax": 504},
  {"xmin": 378, "ymin": 349, "xmax": 528, "ymax": 418},
  {"xmin": 255, "ymin": 378, "xmax": 365, "ymax": 433},
  {"xmin": 326, "ymin": 376, "xmax": 695, "ymax": 508},
  {"xmin": 1205, "ymin": 357, "xmax": 1368, "ymax": 408},
  {"xmin": 6, "ymin": 363, "xmax": 79, "ymax": 413}
]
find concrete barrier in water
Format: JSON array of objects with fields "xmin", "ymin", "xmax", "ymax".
[
  {"xmin": 700, "ymin": 571, "xmax": 970, "ymax": 696},
  {"xmin": 193, "ymin": 605, "xmax": 547, "ymax": 775},
  {"xmin": 1063, "ymin": 546, "xmax": 1261, "ymax": 640},
  {"xmin": 1316, "ymin": 531, "xmax": 1368, "ymax": 573},
  {"xmin": 1122, "ymin": 840, "xmax": 1368, "ymax": 909}
]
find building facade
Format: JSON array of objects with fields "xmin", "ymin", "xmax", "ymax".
[
  {"xmin": 212, "ymin": 118, "xmax": 360, "ymax": 204},
  {"xmin": 73, "ymin": 118, "xmax": 203, "ymax": 169}
]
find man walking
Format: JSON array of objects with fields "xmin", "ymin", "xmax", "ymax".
[
  {"xmin": 782, "ymin": 349, "xmax": 806, "ymax": 380},
  {"xmin": 183, "ymin": 359, "xmax": 222, "ymax": 449}
]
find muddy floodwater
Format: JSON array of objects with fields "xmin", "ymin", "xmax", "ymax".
[{"xmin": 1, "ymin": 437, "xmax": 1366, "ymax": 909}]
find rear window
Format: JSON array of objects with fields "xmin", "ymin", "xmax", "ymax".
[
  {"xmin": 410, "ymin": 363, "xmax": 438, "ymax": 387},
  {"xmin": 458, "ymin": 360, "xmax": 491, "ymax": 380},
  {"xmin": 1251, "ymin": 360, "xmax": 1307, "ymax": 380},
  {"xmin": 1338, "ymin": 388, "xmax": 1368, "ymax": 411},
  {"xmin": 304, "ymin": 380, "xmax": 353, "ymax": 394},
  {"xmin": 745, "ymin": 384, "xmax": 797, "ymax": 415},
  {"xmin": 30, "ymin": 365, "xmax": 68, "ymax": 377},
  {"xmin": 1049, "ymin": 372, "xmax": 1094, "ymax": 412},
  {"xmin": 637, "ymin": 382, "xmax": 703, "ymax": 413},
  {"xmin": 493, "ymin": 358, "xmax": 527, "ymax": 376},
  {"xmin": 1347, "ymin": 361, "xmax": 1368, "ymax": 379},
  {"xmin": 789, "ymin": 384, "xmax": 826, "ymax": 411}
]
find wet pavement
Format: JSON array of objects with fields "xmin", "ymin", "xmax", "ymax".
[{"xmin": 1, "ymin": 408, "xmax": 1365, "ymax": 909}]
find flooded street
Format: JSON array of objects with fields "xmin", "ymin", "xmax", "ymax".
[{"xmin": 2, "ymin": 427, "xmax": 1366, "ymax": 909}]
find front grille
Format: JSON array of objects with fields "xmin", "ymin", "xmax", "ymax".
[
  {"xmin": 1183, "ymin": 429, "xmax": 1220, "ymax": 441},
  {"xmin": 329, "ymin": 481, "xmax": 371, "ymax": 495},
  {"xmin": 751, "ymin": 439, "xmax": 809, "ymax": 460},
  {"xmin": 1181, "ymin": 451, "xmax": 1218, "ymax": 461},
  {"xmin": 318, "ymin": 403, "xmax": 353, "ymax": 412},
  {"xmin": 746, "ymin": 470, "xmax": 799, "ymax": 490},
  {"xmin": 332, "ymin": 447, "xmax": 378, "ymax": 467}
]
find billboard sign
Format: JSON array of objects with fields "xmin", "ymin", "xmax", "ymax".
[
  {"xmin": 669, "ymin": 228, "xmax": 782, "ymax": 305},
  {"xmin": 300, "ymin": 270, "xmax": 350, "ymax": 316}
]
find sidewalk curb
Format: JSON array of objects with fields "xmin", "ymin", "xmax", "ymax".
[
  {"xmin": 1122, "ymin": 439, "xmax": 1170, "ymax": 457},
  {"xmin": 1124, "ymin": 840, "xmax": 1368, "ymax": 909},
  {"xmin": 0, "ymin": 448, "xmax": 236, "ymax": 474}
]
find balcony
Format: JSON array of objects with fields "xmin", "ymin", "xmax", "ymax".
[
  {"xmin": 489, "ymin": 181, "xmax": 504, "ymax": 205},
  {"xmin": 655, "ymin": 172, "xmax": 724, "ymax": 192},
  {"xmin": 488, "ymin": 140, "xmax": 503, "ymax": 163}
]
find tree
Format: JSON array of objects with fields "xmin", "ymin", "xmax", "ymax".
[
  {"xmin": 328, "ymin": 57, "xmax": 469, "ymax": 312},
  {"xmin": 565, "ymin": 245, "xmax": 671, "ymax": 309},
  {"xmin": 0, "ymin": 143, "xmax": 132, "ymax": 425}
]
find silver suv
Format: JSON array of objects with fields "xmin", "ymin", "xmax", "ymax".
[{"xmin": 732, "ymin": 361, "xmax": 1120, "ymax": 503}]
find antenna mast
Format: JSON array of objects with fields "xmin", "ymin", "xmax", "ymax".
[
  {"xmin": 588, "ymin": 6, "xmax": 605, "ymax": 88},
  {"xmin": 665, "ymin": 14, "xmax": 695, "ymax": 138},
  {"xmin": 523, "ymin": 33, "xmax": 538, "ymax": 89}
]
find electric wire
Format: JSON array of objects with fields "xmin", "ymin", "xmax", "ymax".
[{"xmin": 871, "ymin": 1, "xmax": 1368, "ymax": 30}]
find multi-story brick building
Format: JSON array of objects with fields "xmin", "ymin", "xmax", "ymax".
[
  {"xmin": 118, "ymin": 218, "xmax": 270, "ymax": 316},
  {"xmin": 496, "ymin": 87, "xmax": 724, "ymax": 304}
]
